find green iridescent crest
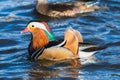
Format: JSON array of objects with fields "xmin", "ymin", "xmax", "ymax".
[{"xmin": 43, "ymin": 30, "xmax": 56, "ymax": 41}]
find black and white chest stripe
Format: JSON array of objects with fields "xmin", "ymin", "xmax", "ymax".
[{"xmin": 30, "ymin": 40, "xmax": 66, "ymax": 61}]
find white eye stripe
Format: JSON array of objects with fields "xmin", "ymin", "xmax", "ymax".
[{"xmin": 30, "ymin": 22, "xmax": 48, "ymax": 31}]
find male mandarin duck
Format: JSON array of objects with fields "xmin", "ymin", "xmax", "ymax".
[
  {"xmin": 21, "ymin": 21, "xmax": 97, "ymax": 61},
  {"xmin": 36, "ymin": 0, "xmax": 107, "ymax": 17}
]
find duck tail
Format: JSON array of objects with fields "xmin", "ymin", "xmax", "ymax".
[
  {"xmin": 78, "ymin": 43, "xmax": 97, "ymax": 58},
  {"xmin": 73, "ymin": 1, "xmax": 100, "ymax": 14},
  {"xmin": 85, "ymin": 1, "xmax": 108, "ymax": 11},
  {"xmin": 86, "ymin": 1, "xmax": 99, "ymax": 7}
]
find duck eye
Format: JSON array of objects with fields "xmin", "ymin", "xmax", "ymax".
[{"xmin": 32, "ymin": 25, "xmax": 34, "ymax": 27}]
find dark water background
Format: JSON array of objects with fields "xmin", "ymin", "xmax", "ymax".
[{"xmin": 0, "ymin": 0, "xmax": 120, "ymax": 79}]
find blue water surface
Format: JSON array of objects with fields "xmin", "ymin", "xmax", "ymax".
[{"xmin": 0, "ymin": 0, "xmax": 120, "ymax": 79}]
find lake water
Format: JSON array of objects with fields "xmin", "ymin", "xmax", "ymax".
[{"xmin": 0, "ymin": 0, "xmax": 120, "ymax": 79}]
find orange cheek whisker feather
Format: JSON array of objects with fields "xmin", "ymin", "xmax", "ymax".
[{"xmin": 31, "ymin": 28, "xmax": 49, "ymax": 50}]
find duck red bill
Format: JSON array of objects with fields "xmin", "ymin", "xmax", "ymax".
[{"xmin": 21, "ymin": 28, "xmax": 29, "ymax": 33}]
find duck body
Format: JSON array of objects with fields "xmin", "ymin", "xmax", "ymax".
[
  {"xmin": 36, "ymin": 0, "xmax": 106, "ymax": 17},
  {"xmin": 22, "ymin": 21, "xmax": 97, "ymax": 61},
  {"xmin": 38, "ymin": 47, "xmax": 76, "ymax": 61}
]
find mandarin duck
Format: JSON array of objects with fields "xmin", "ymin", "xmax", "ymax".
[
  {"xmin": 36, "ymin": 0, "xmax": 107, "ymax": 17},
  {"xmin": 21, "ymin": 21, "xmax": 97, "ymax": 61}
]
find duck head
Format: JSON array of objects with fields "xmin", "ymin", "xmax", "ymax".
[
  {"xmin": 36, "ymin": 0, "xmax": 48, "ymax": 15},
  {"xmin": 21, "ymin": 21, "xmax": 55, "ymax": 54}
]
